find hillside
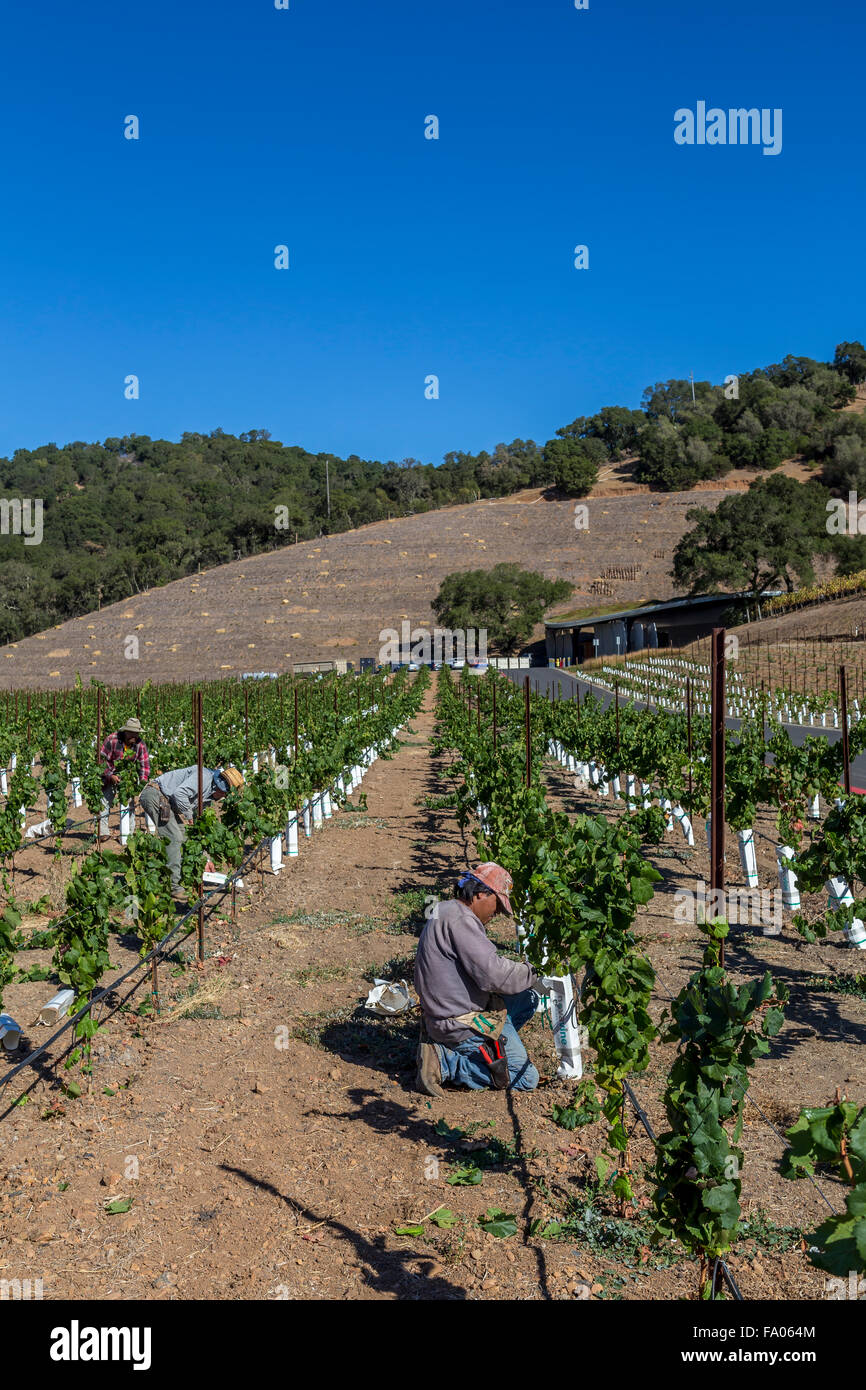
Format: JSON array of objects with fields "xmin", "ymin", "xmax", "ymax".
[
  {"xmin": 2, "ymin": 354, "xmax": 862, "ymax": 649},
  {"xmin": 0, "ymin": 486, "xmax": 744, "ymax": 687}
]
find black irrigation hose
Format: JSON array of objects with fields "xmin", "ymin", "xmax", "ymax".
[
  {"xmin": 712, "ymin": 1257, "xmax": 744, "ymax": 1302},
  {"xmin": 0, "ymin": 833, "xmax": 269, "ymax": 1102},
  {"xmin": 622, "ymin": 1078, "xmax": 657, "ymax": 1145},
  {"xmin": 647, "ymin": 963, "xmax": 843, "ymax": 1219},
  {"xmin": 621, "ymin": 1058, "xmax": 841, "ymax": 1301}
]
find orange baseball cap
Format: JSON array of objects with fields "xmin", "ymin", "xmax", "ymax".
[{"xmin": 471, "ymin": 862, "xmax": 514, "ymax": 917}]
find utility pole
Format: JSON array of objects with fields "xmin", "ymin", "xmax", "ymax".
[
  {"xmin": 689, "ymin": 371, "xmax": 696, "ymax": 405},
  {"xmin": 326, "ymin": 457, "xmax": 331, "ymax": 519}
]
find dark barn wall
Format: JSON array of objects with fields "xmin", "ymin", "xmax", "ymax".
[{"xmin": 547, "ymin": 597, "xmax": 738, "ymax": 665}]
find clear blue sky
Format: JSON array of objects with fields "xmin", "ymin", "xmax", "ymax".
[{"xmin": 0, "ymin": 0, "xmax": 862, "ymax": 464}]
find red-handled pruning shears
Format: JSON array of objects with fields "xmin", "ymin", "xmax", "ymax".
[{"xmin": 478, "ymin": 1037, "xmax": 509, "ymax": 1089}]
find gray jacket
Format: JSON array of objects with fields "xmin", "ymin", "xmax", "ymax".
[
  {"xmin": 414, "ymin": 898, "xmax": 541, "ymax": 1045},
  {"xmin": 155, "ymin": 766, "xmax": 219, "ymax": 820}
]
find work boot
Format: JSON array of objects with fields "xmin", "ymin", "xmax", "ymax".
[{"xmin": 416, "ymin": 1025, "xmax": 445, "ymax": 1098}]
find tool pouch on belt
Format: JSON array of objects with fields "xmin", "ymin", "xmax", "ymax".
[
  {"xmin": 146, "ymin": 784, "xmax": 172, "ymax": 826},
  {"xmin": 454, "ymin": 994, "xmax": 509, "ymax": 1088}
]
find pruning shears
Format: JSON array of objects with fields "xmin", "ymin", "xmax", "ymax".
[{"xmin": 477, "ymin": 1037, "xmax": 509, "ymax": 1089}]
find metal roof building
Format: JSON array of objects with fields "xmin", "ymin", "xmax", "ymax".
[{"xmin": 545, "ymin": 591, "xmax": 776, "ymax": 664}]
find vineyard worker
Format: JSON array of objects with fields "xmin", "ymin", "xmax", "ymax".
[
  {"xmin": 98, "ymin": 716, "xmax": 150, "ymax": 838},
  {"xmin": 139, "ymin": 765, "xmax": 244, "ymax": 897},
  {"xmin": 414, "ymin": 863, "xmax": 547, "ymax": 1097}
]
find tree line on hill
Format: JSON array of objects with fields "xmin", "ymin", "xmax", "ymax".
[
  {"xmin": 672, "ymin": 472, "xmax": 866, "ymax": 600},
  {"xmin": 0, "ymin": 341, "xmax": 864, "ymax": 645},
  {"xmin": 635, "ymin": 342, "xmax": 866, "ymax": 491}
]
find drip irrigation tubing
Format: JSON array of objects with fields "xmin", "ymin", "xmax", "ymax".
[
  {"xmin": 621, "ymin": 1075, "xmax": 834, "ymax": 1301},
  {"xmin": 711, "ymin": 1257, "xmax": 744, "ymax": 1301},
  {"xmin": 622, "ymin": 1078, "xmax": 657, "ymax": 1144},
  {"xmin": 631, "ymin": 962, "xmax": 844, "ymax": 1221},
  {"xmin": 0, "ymin": 832, "xmax": 269, "ymax": 1109},
  {"xmin": 620, "ymin": 1082, "xmax": 744, "ymax": 1300}
]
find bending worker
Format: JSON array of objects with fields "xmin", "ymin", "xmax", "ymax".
[
  {"xmin": 414, "ymin": 862, "xmax": 547, "ymax": 1097},
  {"xmin": 140, "ymin": 764, "xmax": 244, "ymax": 898},
  {"xmin": 99, "ymin": 716, "xmax": 150, "ymax": 838}
]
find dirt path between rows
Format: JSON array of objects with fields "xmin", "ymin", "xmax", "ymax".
[{"xmin": 0, "ymin": 690, "xmax": 847, "ymax": 1301}]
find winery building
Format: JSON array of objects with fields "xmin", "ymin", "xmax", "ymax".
[{"xmin": 544, "ymin": 592, "xmax": 769, "ymax": 665}]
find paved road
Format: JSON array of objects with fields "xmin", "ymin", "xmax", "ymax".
[{"xmin": 501, "ymin": 667, "xmax": 866, "ymax": 793}]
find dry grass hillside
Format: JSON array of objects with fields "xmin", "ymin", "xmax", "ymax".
[{"xmin": 0, "ymin": 486, "xmax": 747, "ymax": 688}]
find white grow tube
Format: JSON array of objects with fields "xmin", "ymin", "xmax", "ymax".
[
  {"xmin": 848, "ymin": 920, "xmax": 866, "ymax": 950},
  {"xmin": 827, "ymin": 876, "xmax": 853, "ymax": 913},
  {"xmin": 671, "ymin": 804, "xmax": 694, "ymax": 846},
  {"xmin": 776, "ymin": 846, "xmax": 800, "ymax": 910},
  {"xmin": 286, "ymin": 811, "xmax": 299, "ymax": 858},
  {"xmin": 120, "ymin": 803, "xmax": 135, "ymax": 846},
  {"xmin": 270, "ymin": 835, "xmax": 284, "ymax": 874},
  {"xmin": 543, "ymin": 974, "xmax": 583, "ymax": 1080},
  {"xmin": 737, "ymin": 828, "xmax": 759, "ymax": 889},
  {"xmin": 826, "ymin": 877, "xmax": 866, "ymax": 949}
]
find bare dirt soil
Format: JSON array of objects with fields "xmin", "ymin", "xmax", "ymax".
[
  {"xmin": 5, "ymin": 389, "xmax": 865, "ymax": 691},
  {"xmin": 1, "ymin": 688, "xmax": 859, "ymax": 1301},
  {"xmin": 0, "ymin": 488, "xmax": 743, "ymax": 689}
]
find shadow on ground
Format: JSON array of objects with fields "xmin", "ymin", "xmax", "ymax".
[{"xmin": 222, "ymin": 1163, "xmax": 467, "ymax": 1299}]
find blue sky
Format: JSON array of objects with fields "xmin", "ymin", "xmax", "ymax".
[{"xmin": 0, "ymin": 0, "xmax": 862, "ymax": 464}]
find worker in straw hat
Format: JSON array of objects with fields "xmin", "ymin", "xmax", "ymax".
[
  {"xmin": 140, "ymin": 765, "xmax": 245, "ymax": 902},
  {"xmin": 414, "ymin": 862, "xmax": 549, "ymax": 1097},
  {"xmin": 98, "ymin": 716, "xmax": 150, "ymax": 839}
]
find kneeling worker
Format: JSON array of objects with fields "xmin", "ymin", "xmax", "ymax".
[
  {"xmin": 140, "ymin": 764, "xmax": 244, "ymax": 898},
  {"xmin": 414, "ymin": 862, "xmax": 547, "ymax": 1097}
]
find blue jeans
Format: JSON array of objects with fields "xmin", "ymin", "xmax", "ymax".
[{"xmin": 437, "ymin": 990, "xmax": 540, "ymax": 1091}]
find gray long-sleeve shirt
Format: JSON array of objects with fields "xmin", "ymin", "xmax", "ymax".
[
  {"xmin": 155, "ymin": 766, "xmax": 219, "ymax": 820},
  {"xmin": 414, "ymin": 898, "xmax": 541, "ymax": 1045}
]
